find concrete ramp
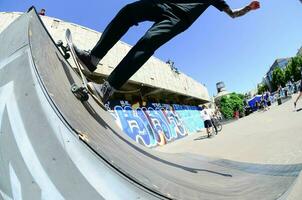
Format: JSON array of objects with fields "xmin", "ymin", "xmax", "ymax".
[{"xmin": 0, "ymin": 7, "xmax": 301, "ymax": 200}]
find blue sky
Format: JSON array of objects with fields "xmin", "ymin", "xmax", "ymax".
[{"xmin": 1, "ymin": 0, "xmax": 302, "ymax": 96}]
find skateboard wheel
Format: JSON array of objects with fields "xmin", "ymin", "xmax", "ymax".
[
  {"xmin": 56, "ymin": 40, "xmax": 63, "ymax": 46},
  {"xmin": 64, "ymin": 53, "xmax": 70, "ymax": 59},
  {"xmin": 71, "ymin": 84, "xmax": 89, "ymax": 102},
  {"xmin": 81, "ymin": 93, "xmax": 89, "ymax": 101},
  {"xmin": 71, "ymin": 84, "xmax": 79, "ymax": 92}
]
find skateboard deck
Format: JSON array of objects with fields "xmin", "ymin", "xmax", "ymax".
[{"xmin": 64, "ymin": 29, "xmax": 106, "ymax": 109}]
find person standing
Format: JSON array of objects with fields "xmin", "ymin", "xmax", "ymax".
[
  {"xmin": 201, "ymin": 105, "xmax": 213, "ymax": 138},
  {"xmin": 294, "ymin": 78, "xmax": 302, "ymax": 108},
  {"xmin": 39, "ymin": 8, "xmax": 46, "ymax": 16}
]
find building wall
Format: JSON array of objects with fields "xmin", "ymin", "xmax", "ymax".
[
  {"xmin": 0, "ymin": 12, "xmax": 210, "ymax": 102},
  {"xmin": 107, "ymin": 100, "xmax": 204, "ymax": 148},
  {"xmin": 263, "ymin": 58, "xmax": 291, "ymax": 92},
  {"xmin": 267, "ymin": 58, "xmax": 290, "ymax": 82}
]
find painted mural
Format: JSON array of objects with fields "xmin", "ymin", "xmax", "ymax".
[{"xmin": 107, "ymin": 100, "xmax": 205, "ymax": 147}]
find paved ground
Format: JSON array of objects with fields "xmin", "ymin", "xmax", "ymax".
[
  {"xmin": 157, "ymin": 94, "xmax": 302, "ymax": 165},
  {"xmin": 157, "ymin": 94, "xmax": 302, "ymax": 199}
]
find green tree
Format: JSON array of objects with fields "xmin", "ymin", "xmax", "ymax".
[
  {"xmin": 286, "ymin": 56, "xmax": 302, "ymax": 82},
  {"xmin": 284, "ymin": 64, "xmax": 292, "ymax": 83},
  {"xmin": 272, "ymin": 67, "xmax": 285, "ymax": 91},
  {"xmin": 237, "ymin": 93, "xmax": 245, "ymax": 100},
  {"xmin": 220, "ymin": 93, "xmax": 244, "ymax": 120},
  {"xmin": 257, "ymin": 83, "xmax": 268, "ymax": 94}
]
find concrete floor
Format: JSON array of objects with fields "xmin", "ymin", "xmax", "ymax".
[
  {"xmin": 156, "ymin": 93, "xmax": 302, "ymax": 199},
  {"xmin": 157, "ymin": 94, "xmax": 302, "ymax": 164}
]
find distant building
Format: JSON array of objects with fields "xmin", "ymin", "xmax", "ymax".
[
  {"xmin": 263, "ymin": 58, "xmax": 291, "ymax": 91},
  {"xmin": 297, "ymin": 46, "xmax": 302, "ymax": 56}
]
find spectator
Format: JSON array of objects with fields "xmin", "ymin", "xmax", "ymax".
[
  {"xmin": 287, "ymin": 80, "xmax": 293, "ymax": 94},
  {"xmin": 39, "ymin": 8, "xmax": 46, "ymax": 16},
  {"xmin": 214, "ymin": 108, "xmax": 223, "ymax": 120},
  {"xmin": 201, "ymin": 105, "xmax": 213, "ymax": 138},
  {"xmin": 277, "ymin": 85, "xmax": 283, "ymax": 97},
  {"xmin": 255, "ymin": 100, "xmax": 260, "ymax": 110},
  {"xmin": 261, "ymin": 93, "xmax": 268, "ymax": 111},
  {"xmin": 294, "ymin": 72, "xmax": 302, "ymax": 109},
  {"xmin": 211, "ymin": 111, "xmax": 218, "ymax": 135},
  {"xmin": 265, "ymin": 91, "xmax": 271, "ymax": 107}
]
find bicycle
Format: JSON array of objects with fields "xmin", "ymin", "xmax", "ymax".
[{"xmin": 211, "ymin": 118, "xmax": 222, "ymax": 135}]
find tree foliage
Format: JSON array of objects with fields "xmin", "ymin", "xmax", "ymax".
[
  {"xmin": 284, "ymin": 64, "xmax": 292, "ymax": 83},
  {"xmin": 286, "ymin": 56, "xmax": 302, "ymax": 82},
  {"xmin": 257, "ymin": 83, "xmax": 268, "ymax": 94},
  {"xmin": 272, "ymin": 67, "xmax": 285, "ymax": 91},
  {"xmin": 220, "ymin": 93, "xmax": 244, "ymax": 120}
]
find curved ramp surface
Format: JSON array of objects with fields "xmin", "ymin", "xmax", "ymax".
[{"xmin": 0, "ymin": 8, "xmax": 301, "ymax": 200}]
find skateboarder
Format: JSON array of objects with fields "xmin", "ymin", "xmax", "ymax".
[{"xmin": 74, "ymin": 0, "xmax": 260, "ymax": 103}]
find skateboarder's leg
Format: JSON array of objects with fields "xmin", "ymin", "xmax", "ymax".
[
  {"xmin": 107, "ymin": 17, "xmax": 189, "ymax": 90},
  {"xmin": 90, "ymin": 0, "xmax": 162, "ymax": 62}
]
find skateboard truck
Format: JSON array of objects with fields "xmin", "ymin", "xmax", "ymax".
[
  {"xmin": 56, "ymin": 40, "xmax": 70, "ymax": 59},
  {"xmin": 71, "ymin": 83, "xmax": 89, "ymax": 102},
  {"xmin": 64, "ymin": 29, "xmax": 105, "ymax": 109},
  {"xmin": 57, "ymin": 39, "xmax": 89, "ymax": 102}
]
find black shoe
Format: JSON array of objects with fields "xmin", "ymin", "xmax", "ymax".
[
  {"xmin": 87, "ymin": 81, "xmax": 115, "ymax": 104},
  {"xmin": 73, "ymin": 45, "xmax": 97, "ymax": 72}
]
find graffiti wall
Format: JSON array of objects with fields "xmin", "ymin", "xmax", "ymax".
[{"xmin": 107, "ymin": 101, "xmax": 204, "ymax": 148}]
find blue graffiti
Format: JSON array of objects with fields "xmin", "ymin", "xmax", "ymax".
[{"xmin": 108, "ymin": 101, "xmax": 204, "ymax": 147}]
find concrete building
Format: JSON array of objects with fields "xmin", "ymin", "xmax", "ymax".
[
  {"xmin": 263, "ymin": 58, "xmax": 291, "ymax": 91},
  {"xmin": 0, "ymin": 12, "xmax": 210, "ymax": 105}
]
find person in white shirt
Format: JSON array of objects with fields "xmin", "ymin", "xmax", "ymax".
[{"xmin": 201, "ymin": 105, "xmax": 213, "ymax": 138}]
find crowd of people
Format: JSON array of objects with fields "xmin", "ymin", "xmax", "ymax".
[{"xmin": 257, "ymin": 91, "xmax": 271, "ymax": 111}]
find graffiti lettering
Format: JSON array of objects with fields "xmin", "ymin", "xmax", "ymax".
[{"xmin": 108, "ymin": 101, "xmax": 204, "ymax": 147}]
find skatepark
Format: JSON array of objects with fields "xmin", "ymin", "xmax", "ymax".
[{"xmin": 0, "ymin": 7, "xmax": 302, "ymax": 200}]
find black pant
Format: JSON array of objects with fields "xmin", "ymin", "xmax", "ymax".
[
  {"xmin": 90, "ymin": 0, "xmax": 189, "ymax": 89},
  {"xmin": 211, "ymin": 119, "xmax": 218, "ymax": 134}
]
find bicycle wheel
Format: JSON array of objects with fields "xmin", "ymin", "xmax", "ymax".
[{"xmin": 216, "ymin": 123, "xmax": 222, "ymax": 132}]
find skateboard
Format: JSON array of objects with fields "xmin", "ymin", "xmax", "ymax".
[{"xmin": 58, "ymin": 28, "xmax": 106, "ymax": 109}]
